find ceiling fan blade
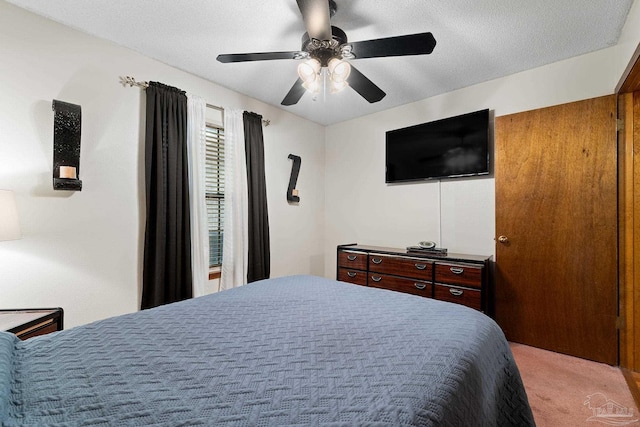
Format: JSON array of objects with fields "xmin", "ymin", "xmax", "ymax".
[
  {"xmin": 349, "ymin": 32, "xmax": 436, "ymax": 59},
  {"xmin": 348, "ymin": 65, "xmax": 386, "ymax": 103},
  {"xmin": 296, "ymin": 0, "xmax": 332, "ymax": 41},
  {"xmin": 217, "ymin": 51, "xmax": 301, "ymax": 63},
  {"xmin": 281, "ymin": 78, "xmax": 306, "ymax": 106}
]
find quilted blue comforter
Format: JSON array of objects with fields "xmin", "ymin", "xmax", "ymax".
[{"xmin": 1, "ymin": 275, "xmax": 534, "ymax": 426}]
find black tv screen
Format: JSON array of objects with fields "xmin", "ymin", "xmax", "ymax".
[{"xmin": 385, "ymin": 109, "xmax": 490, "ymax": 183}]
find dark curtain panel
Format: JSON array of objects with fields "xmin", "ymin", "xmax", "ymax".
[
  {"xmin": 243, "ymin": 111, "xmax": 270, "ymax": 282},
  {"xmin": 142, "ymin": 82, "xmax": 192, "ymax": 309}
]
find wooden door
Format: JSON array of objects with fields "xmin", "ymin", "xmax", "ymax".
[
  {"xmin": 495, "ymin": 95, "xmax": 618, "ymax": 364},
  {"xmin": 619, "ymin": 90, "xmax": 640, "ymax": 371}
]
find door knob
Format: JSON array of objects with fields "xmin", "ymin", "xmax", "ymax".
[{"xmin": 498, "ymin": 235, "xmax": 509, "ymax": 244}]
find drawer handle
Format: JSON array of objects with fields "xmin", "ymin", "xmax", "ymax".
[
  {"xmin": 414, "ymin": 283, "xmax": 427, "ymax": 290},
  {"xmin": 372, "ymin": 258, "xmax": 383, "ymax": 264},
  {"xmin": 347, "ymin": 272, "xmax": 357, "ymax": 278},
  {"xmin": 450, "ymin": 267, "xmax": 464, "ymax": 275},
  {"xmin": 371, "ymin": 275, "xmax": 382, "ymax": 282},
  {"xmin": 347, "ymin": 255, "xmax": 358, "ymax": 261},
  {"xmin": 415, "ymin": 263, "xmax": 427, "ymax": 270},
  {"xmin": 449, "ymin": 288, "xmax": 464, "ymax": 296}
]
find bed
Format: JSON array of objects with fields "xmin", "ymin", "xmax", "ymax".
[{"xmin": 1, "ymin": 275, "xmax": 534, "ymax": 426}]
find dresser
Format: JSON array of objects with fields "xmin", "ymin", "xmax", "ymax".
[{"xmin": 337, "ymin": 244, "xmax": 493, "ymax": 315}]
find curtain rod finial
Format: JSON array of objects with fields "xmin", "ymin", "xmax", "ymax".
[{"xmin": 119, "ymin": 76, "xmax": 149, "ymax": 89}]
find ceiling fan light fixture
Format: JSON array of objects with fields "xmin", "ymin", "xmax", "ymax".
[
  {"xmin": 328, "ymin": 57, "xmax": 351, "ymax": 82},
  {"xmin": 297, "ymin": 58, "xmax": 321, "ymax": 83}
]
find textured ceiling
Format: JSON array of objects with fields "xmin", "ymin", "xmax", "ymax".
[{"xmin": 6, "ymin": 0, "xmax": 635, "ymax": 126}]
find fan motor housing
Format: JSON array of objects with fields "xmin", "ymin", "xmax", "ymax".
[{"xmin": 301, "ymin": 26, "xmax": 348, "ymax": 66}]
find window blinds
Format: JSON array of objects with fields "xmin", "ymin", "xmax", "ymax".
[{"xmin": 205, "ymin": 125, "xmax": 224, "ymax": 267}]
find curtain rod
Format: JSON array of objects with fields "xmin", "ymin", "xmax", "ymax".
[{"xmin": 119, "ymin": 76, "xmax": 270, "ymax": 126}]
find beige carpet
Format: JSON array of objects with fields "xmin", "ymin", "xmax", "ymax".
[{"xmin": 510, "ymin": 342, "xmax": 639, "ymax": 426}]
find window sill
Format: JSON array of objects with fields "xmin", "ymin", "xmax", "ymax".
[{"xmin": 209, "ymin": 268, "xmax": 221, "ymax": 280}]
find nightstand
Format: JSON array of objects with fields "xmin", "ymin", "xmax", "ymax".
[{"xmin": 0, "ymin": 308, "xmax": 64, "ymax": 340}]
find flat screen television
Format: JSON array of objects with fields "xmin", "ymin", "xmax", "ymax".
[{"xmin": 385, "ymin": 109, "xmax": 490, "ymax": 183}]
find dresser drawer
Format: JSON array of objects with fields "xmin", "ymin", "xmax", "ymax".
[
  {"xmin": 338, "ymin": 250, "xmax": 368, "ymax": 271},
  {"xmin": 368, "ymin": 273, "xmax": 432, "ymax": 298},
  {"xmin": 369, "ymin": 254, "xmax": 433, "ymax": 281},
  {"xmin": 434, "ymin": 284, "xmax": 482, "ymax": 310},
  {"xmin": 434, "ymin": 262, "xmax": 483, "ymax": 289},
  {"xmin": 338, "ymin": 268, "xmax": 368, "ymax": 286}
]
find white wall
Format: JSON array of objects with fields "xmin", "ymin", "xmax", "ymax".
[
  {"xmin": 0, "ymin": 1, "xmax": 325, "ymax": 328},
  {"xmin": 323, "ymin": 46, "xmax": 622, "ymax": 277}
]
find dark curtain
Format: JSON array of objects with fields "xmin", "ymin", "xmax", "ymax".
[
  {"xmin": 243, "ymin": 111, "xmax": 270, "ymax": 282},
  {"xmin": 142, "ymin": 82, "xmax": 192, "ymax": 309}
]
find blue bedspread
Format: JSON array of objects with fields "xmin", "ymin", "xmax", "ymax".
[{"xmin": 1, "ymin": 275, "xmax": 534, "ymax": 426}]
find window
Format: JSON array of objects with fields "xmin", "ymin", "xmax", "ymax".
[{"xmin": 205, "ymin": 124, "xmax": 224, "ymax": 268}]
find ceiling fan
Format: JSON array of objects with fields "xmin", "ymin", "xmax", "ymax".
[{"xmin": 216, "ymin": 0, "xmax": 436, "ymax": 106}]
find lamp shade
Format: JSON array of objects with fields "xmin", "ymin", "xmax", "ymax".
[
  {"xmin": 328, "ymin": 58, "xmax": 351, "ymax": 83},
  {"xmin": 0, "ymin": 190, "xmax": 21, "ymax": 241},
  {"xmin": 297, "ymin": 58, "xmax": 321, "ymax": 84}
]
